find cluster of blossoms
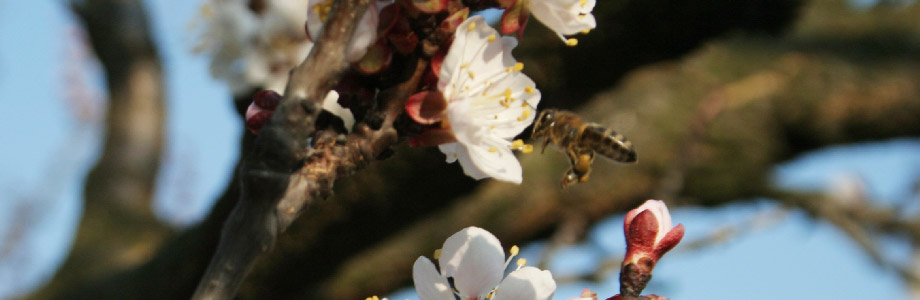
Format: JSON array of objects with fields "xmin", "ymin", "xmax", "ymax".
[
  {"xmin": 200, "ymin": 0, "xmax": 598, "ymax": 183},
  {"xmin": 411, "ymin": 200, "xmax": 683, "ymax": 300}
]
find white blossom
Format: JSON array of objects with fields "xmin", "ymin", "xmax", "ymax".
[
  {"xmin": 413, "ymin": 227, "xmax": 556, "ymax": 300},
  {"xmin": 197, "ymin": 0, "xmax": 312, "ymax": 94},
  {"xmin": 529, "ymin": 0, "xmax": 596, "ymax": 45},
  {"xmin": 196, "ymin": 0, "xmax": 387, "ymax": 94},
  {"xmin": 437, "ymin": 16, "xmax": 541, "ymax": 184}
]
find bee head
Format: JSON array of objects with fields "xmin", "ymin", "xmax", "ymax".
[{"xmin": 532, "ymin": 109, "xmax": 556, "ymax": 137}]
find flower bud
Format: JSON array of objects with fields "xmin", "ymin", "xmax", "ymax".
[
  {"xmin": 623, "ymin": 200, "xmax": 684, "ymax": 267},
  {"xmin": 618, "ymin": 200, "xmax": 684, "ymax": 297},
  {"xmin": 245, "ymin": 90, "xmax": 282, "ymax": 134}
]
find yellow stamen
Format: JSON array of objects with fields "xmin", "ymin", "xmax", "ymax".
[
  {"xmin": 468, "ymin": 70, "xmax": 475, "ymax": 79},
  {"xmin": 511, "ymin": 139, "xmax": 524, "ymax": 149},
  {"xmin": 312, "ymin": 0, "xmax": 335, "ymax": 21},
  {"xmin": 510, "ymin": 245, "xmax": 520, "ymax": 256},
  {"xmin": 500, "ymin": 88, "xmax": 515, "ymax": 107},
  {"xmin": 566, "ymin": 38, "xmax": 579, "ymax": 46},
  {"xmin": 524, "ymin": 86, "xmax": 535, "ymax": 94},
  {"xmin": 516, "ymin": 258, "xmax": 527, "ymax": 267},
  {"xmin": 522, "ymin": 144, "xmax": 534, "ymax": 154},
  {"xmin": 488, "ymin": 34, "xmax": 497, "ymax": 42},
  {"xmin": 460, "ymin": 62, "xmax": 469, "ymax": 69},
  {"xmin": 490, "ymin": 125, "xmax": 496, "ymax": 130},
  {"xmin": 517, "ymin": 109, "xmax": 531, "ymax": 121},
  {"xmin": 434, "ymin": 248, "xmax": 442, "ymax": 259},
  {"xmin": 580, "ymin": 0, "xmax": 587, "ymax": 6},
  {"xmin": 513, "ymin": 62, "xmax": 524, "ymax": 72},
  {"xmin": 489, "ymin": 147, "xmax": 498, "ymax": 152},
  {"xmin": 468, "ymin": 21, "xmax": 477, "ymax": 32},
  {"xmin": 581, "ymin": 28, "xmax": 591, "ymax": 34},
  {"xmin": 494, "ymin": 115, "xmax": 499, "ymax": 120}
]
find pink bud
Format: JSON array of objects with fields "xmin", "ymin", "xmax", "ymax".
[
  {"xmin": 623, "ymin": 200, "xmax": 684, "ymax": 266},
  {"xmin": 245, "ymin": 90, "xmax": 282, "ymax": 134},
  {"xmin": 405, "ymin": 90, "xmax": 448, "ymax": 125},
  {"xmin": 252, "ymin": 90, "xmax": 282, "ymax": 110}
]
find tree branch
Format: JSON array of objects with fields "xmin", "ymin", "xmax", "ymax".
[
  {"xmin": 34, "ymin": 0, "xmax": 169, "ymax": 298},
  {"xmin": 189, "ymin": 0, "xmax": 433, "ymax": 297}
]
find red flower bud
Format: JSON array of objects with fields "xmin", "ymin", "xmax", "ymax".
[
  {"xmin": 623, "ymin": 200, "xmax": 684, "ymax": 267},
  {"xmin": 245, "ymin": 90, "xmax": 282, "ymax": 134},
  {"xmin": 617, "ymin": 200, "xmax": 684, "ymax": 298}
]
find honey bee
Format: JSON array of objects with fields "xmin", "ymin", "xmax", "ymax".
[{"xmin": 531, "ymin": 109, "xmax": 637, "ymax": 188}]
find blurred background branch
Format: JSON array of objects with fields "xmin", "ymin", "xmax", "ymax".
[{"xmin": 30, "ymin": 0, "xmax": 170, "ymax": 298}]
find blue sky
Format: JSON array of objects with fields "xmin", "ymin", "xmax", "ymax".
[{"xmin": 1, "ymin": 0, "xmax": 918, "ymax": 299}]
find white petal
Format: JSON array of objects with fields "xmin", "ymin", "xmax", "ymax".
[
  {"xmin": 321, "ymin": 90, "xmax": 355, "ymax": 133},
  {"xmin": 492, "ymin": 267, "xmax": 557, "ymax": 300},
  {"xmin": 456, "ymin": 138, "xmax": 522, "ymax": 183},
  {"xmin": 446, "ymin": 102, "xmax": 524, "ymax": 183},
  {"xmin": 439, "ymin": 227, "xmax": 505, "ymax": 298},
  {"xmin": 306, "ymin": 0, "xmax": 388, "ymax": 62},
  {"xmin": 345, "ymin": 0, "xmax": 383, "ymax": 61},
  {"xmin": 305, "ymin": 0, "xmax": 326, "ymax": 40},
  {"xmin": 463, "ymin": 72, "xmax": 540, "ymax": 140},
  {"xmin": 413, "ymin": 257, "xmax": 454, "ymax": 300},
  {"xmin": 439, "ymin": 16, "xmax": 511, "ymax": 101},
  {"xmin": 261, "ymin": 0, "xmax": 310, "ymax": 40},
  {"xmin": 438, "ymin": 143, "xmax": 461, "ymax": 163},
  {"xmin": 529, "ymin": 0, "xmax": 596, "ymax": 36}
]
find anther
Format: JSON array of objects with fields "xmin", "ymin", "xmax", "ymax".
[{"xmin": 522, "ymin": 144, "xmax": 534, "ymax": 154}]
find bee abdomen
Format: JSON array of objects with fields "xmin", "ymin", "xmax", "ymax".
[{"xmin": 580, "ymin": 125, "xmax": 637, "ymax": 163}]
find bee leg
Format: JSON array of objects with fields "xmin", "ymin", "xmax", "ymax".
[
  {"xmin": 573, "ymin": 150, "xmax": 595, "ymax": 183},
  {"xmin": 561, "ymin": 168, "xmax": 579, "ymax": 189},
  {"xmin": 541, "ymin": 138, "xmax": 551, "ymax": 154},
  {"xmin": 561, "ymin": 147, "xmax": 594, "ymax": 188}
]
